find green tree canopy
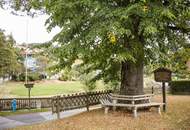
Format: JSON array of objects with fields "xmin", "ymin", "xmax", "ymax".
[{"xmin": 1, "ymin": 0, "xmax": 189, "ymax": 94}]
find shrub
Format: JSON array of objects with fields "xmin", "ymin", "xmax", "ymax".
[
  {"xmin": 80, "ymin": 72, "xmax": 97, "ymax": 92},
  {"xmin": 18, "ymin": 73, "xmax": 25, "ymax": 81},
  {"xmin": 11, "ymin": 74, "xmax": 19, "ymax": 81},
  {"xmin": 58, "ymin": 67, "xmax": 79, "ymax": 81},
  {"xmin": 18, "ymin": 73, "xmax": 42, "ymax": 81},
  {"xmin": 28, "ymin": 73, "xmax": 40, "ymax": 81},
  {"xmin": 169, "ymin": 80, "xmax": 190, "ymax": 95},
  {"xmin": 39, "ymin": 74, "xmax": 47, "ymax": 80},
  {"xmin": 58, "ymin": 74, "xmax": 69, "ymax": 81}
]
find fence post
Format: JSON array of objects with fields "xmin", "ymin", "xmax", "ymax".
[
  {"xmin": 51, "ymin": 97, "xmax": 55, "ymax": 115},
  {"xmin": 86, "ymin": 93, "xmax": 89, "ymax": 112},
  {"xmin": 56, "ymin": 96, "xmax": 61, "ymax": 119}
]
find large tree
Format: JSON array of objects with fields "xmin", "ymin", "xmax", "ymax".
[{"xmin": 1, "ymin": 0, "xmax": 189, "ymax": 95}]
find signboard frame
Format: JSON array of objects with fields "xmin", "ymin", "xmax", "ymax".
[
  {"xmin": 154, "ymin": 68, "xmax": 172, "ymax": 82},
  {"xmin": 153, "ymin": 67, "xmax": 172, "ymax": 112}
]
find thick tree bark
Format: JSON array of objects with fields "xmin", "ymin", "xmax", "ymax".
[{"xmin": 120, "ymin": 61, "xmax": 144, "ymax": 95}]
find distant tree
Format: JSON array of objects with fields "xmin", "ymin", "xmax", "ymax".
[
  {"xmin": 0, "ymin": 29, "xmax": 21, "ymax": 79},
  {"xmin": 35, "ymin": 55, "xmax": 49, "ymax": 73},
  {"xmin": 170, "ymin": 47, "xmax": 190, "ymax": 79},
  {"xmin": 26, "ymin": 43, "xmax": 53, "ymax": 77}
]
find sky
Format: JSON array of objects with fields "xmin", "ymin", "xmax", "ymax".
[{"xmin": 0, "ymin": 8, "xmax": 60, "ymax": 44}]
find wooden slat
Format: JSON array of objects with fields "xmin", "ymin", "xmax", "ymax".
[
  {"xmin": 51, "ymin": 90, "xmax": 112, "ymax": 113},
  {"xmin": 111, "ymin": 97, "xmax": 151, "ymax": 101},
  {"xmin": 0, "ymin": 90, "xmax": 112, "ymax": 111},
  {"xmin": 135, "ymin": 102, "xmax": 164, "ymax": 107},
  {"xmin": 101, "ymin": 101, "xmax": 164, "ymax": 108},
  {"xmin": 110, "ymin": 93, "xmax": 154, "ymax": 98},
  {"xmin": 0, "ymin": 97, "xmax": 52, "ymax": 111}
]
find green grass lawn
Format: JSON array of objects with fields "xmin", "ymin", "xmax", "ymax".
[{"xmin": 0, "ymin": 80, "xmax": 106, "ymax": 97}]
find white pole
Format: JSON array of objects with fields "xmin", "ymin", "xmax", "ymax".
[{"xmin": 25, "ymin": 18, "xmax": 29, "ymax": 84}]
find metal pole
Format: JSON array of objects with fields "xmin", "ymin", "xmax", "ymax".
[
  {"xmin": 25, "ymin": 18, "xmax": 29, "ymax": 84},
  {"xmin": 25, "ymin": 18, "xmax": 30, "ymax": 110},
  {"xmin": 162, "ymin": 82, "xmax": 166, "ymax": 112},
  {"xmin": 25, "ymin": 51, "xmax": 28, "ymax": 83}
]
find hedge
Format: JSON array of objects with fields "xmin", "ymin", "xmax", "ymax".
[
  {"xmin": 12, "ymin": 73, "xmax": 46, "ymax": 81},
  {"xmin": 169, "ymin": 80, "xmax": 190, "ymax": 95}
]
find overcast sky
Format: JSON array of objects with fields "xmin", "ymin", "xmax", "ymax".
[{"xmin": 0, "ymin": 8, "xmax": 60, "ymax": 44}]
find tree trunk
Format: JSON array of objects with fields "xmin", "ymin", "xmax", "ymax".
[
  {"xmin": 120, "ymin": 61, "xmax": 144, "ymax": 95},
  {"xmin": 120, "ymin": 40, "xmax": 144, "ymax": 95}
]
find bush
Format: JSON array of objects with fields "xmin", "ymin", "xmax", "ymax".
[
  {"xmin": 80, "ymin": 72, "xmax": 97, "ymax": 92},
  {"xmin": 169, "ymin": 80, "xmax": 190, "ymax": 95},
  {"xmin": 58, "ymin": 74, "xmax": 69, "ymax": 81},
  {"xmin": 58, "ymin": 67, "xmax": 79, "ymax": 81},
  {"xmin": 18, "ymin": 73, "xmax": 42, "ymax": 81},
  {"xmin": 11, "ymin": 74, "xmax": 19, "ymax": 81},
  {"xmin": 39, "ymin": 74, "xmax": 47, "ymax": 80},
  {"xmin": 18, "ymin": 73, "xmax": 25, "ymax": 81},
  {"xmin": 28, "ymin": 73, "xmax": 40, "ymax": 81}
]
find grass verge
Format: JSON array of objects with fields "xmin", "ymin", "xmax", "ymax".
[{"xmin": 0, "ymin": 80, "xmax": 105, "ymax": 97}]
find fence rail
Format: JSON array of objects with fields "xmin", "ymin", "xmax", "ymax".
[
  {"xmin": 144, "ymin": 87, "xmax": 162, "ymax": 94},
  {"xmin": 0, "ymin": 87, "xmax": 162, "ymax": 111},
  {"xmin": 52, "ymin": 90, "xmax": 112, "ymax": 118},
  {"xmin": 0, "ymin": 97, "xmax": 52, "ymax": 111}
]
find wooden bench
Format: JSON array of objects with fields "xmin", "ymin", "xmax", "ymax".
[{"xmin": 100, "ymin": 94, "xmax": 164, "ymax": 118}]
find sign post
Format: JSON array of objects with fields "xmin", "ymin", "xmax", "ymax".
[
  {"xmin": 154, "ymin": 68, "xmax": 172, "ymax": 112},
  {"xmin": 162, "ymin": 82, "xmax": 166, "ymax": 111},
  {"xmin": 25, "ymin": 83, "xmax": 34, "ymax": 110}
]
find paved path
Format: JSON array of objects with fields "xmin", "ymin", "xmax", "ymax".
[{"xmin": 0, "ymin": 108, "xmax": 93, "ymax": 130}]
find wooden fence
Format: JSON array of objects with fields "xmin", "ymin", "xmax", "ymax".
[
  {"xmin": 0, "ymin": 97, "xmax": 52, "ymax": 111},
  {"xmin": 0, "ymin": 87, "xmax": 162, "ymax": 111},
  {"xmin": 52, "ymin": 90, "xmax": 112, "ymax": 118}
]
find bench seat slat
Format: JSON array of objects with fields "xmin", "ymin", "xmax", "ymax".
[
  {"xmin": 101, "ymin": 100, "xmax": 163, "ymax": 108},
  {"xmin": 135, "ymin": 102, "xmax": 164, "ymax": 107},
  {"xmin": 103, "ymin": 103, "xmax": 135, "ymax": 107},
  {"xmin": 111, "ymin": 97, "xmax": 151, "ymax": 101},
  {"xmin": 110, "ymin": 94, "xmax": 154, "ymax": 98}
]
